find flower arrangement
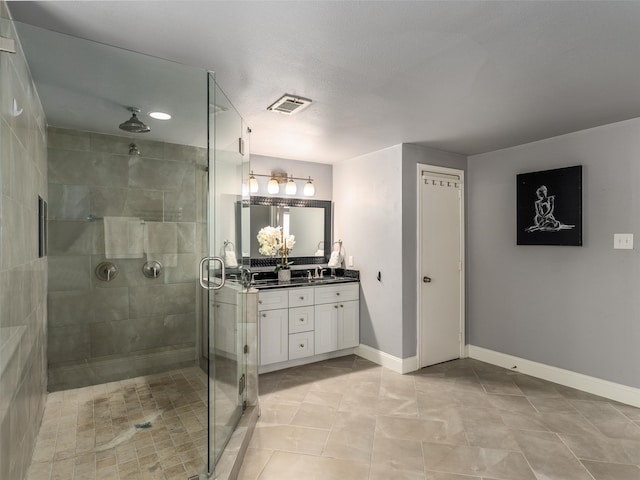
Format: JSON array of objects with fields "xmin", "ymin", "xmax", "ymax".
[{"xmin": 257, "ymin": 226, "xmax": 295, "ymax": 271}]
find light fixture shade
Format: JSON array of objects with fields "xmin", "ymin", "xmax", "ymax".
[
  {"xmin": 267, "ymin": 177, "xmax": 280, "ymax": 194},
  {"xmin": 285, "ymin": 176, "xmax": 297, "ymax": 195},
  {"xmin": 248, "ymin": 172, "xmax": 259, "ymax": 193},
  {"xmin": 303, "ymin": 177, "xmax": 315, "ymax": 196}
]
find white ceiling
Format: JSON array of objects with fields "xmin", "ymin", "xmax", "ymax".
[{"xmin": 9, "ymin": 1, "xmax": 640, "ymax": 163}]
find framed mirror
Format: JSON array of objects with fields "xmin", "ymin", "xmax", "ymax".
[{"xmin": 247, "ymin": 196, "xmax": 332, "ymax": 268}]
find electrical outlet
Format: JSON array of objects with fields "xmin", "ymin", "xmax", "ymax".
[{"xmin": 614, "ymin": 233, "xmax": 634, "ymax": 250}]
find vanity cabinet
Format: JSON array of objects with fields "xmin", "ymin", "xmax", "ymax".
[
  {"xmin": 258, "ymin": 282, "xmax": 359, "ymax": 371},
  {"xmin": 257, "ymin": 290, "xmax": 289, "ymax": 366},
  {"xmin": 314, "ymin": 283, "xmax": 360, "ymax": 354}
]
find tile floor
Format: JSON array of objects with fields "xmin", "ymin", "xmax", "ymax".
[
  {"xmin": 238, "ymin": 355, "xmax": 640, "ymax": 480},
  {"xmin": 27, "ymin": 366, "xmax": 209, "ymax": 480}
]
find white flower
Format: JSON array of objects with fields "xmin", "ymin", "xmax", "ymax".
[{"xmin": 256, "ymin": 226, "xmax": 295, "ymax": 260}]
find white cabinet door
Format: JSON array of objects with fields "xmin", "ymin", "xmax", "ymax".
[
  {"xmin": 314, "ymin": 303, "xmax": 338, "ymax": 355},
  {"xmin": 259, "ymin": 308, "xmax": 288, "ymax": 365},
  {"xmin": 338, "ymin": 300, "xmax": 359, "ymax": 349}
]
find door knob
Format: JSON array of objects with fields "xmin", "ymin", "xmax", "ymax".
[{"xmin": 423, "ymin": 276, "xmax": 432, "ymax": 283}]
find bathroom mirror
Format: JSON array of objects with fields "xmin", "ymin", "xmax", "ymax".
[{"xmin": 245, "ymin": 196, "xmax": 332, "ymax": 267}]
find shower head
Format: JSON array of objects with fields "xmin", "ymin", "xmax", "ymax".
[{"xmin": 119, "ymin": 107, "xmax": 150, "ymax": 133}]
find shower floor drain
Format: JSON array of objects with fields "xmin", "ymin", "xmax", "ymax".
[{"xmin": 135, "ymin": 421, "xmax": 152, "ymax": 429}]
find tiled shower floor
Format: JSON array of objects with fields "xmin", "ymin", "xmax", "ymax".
[{"xmin": 27, "ymin": 367, "xmax": 208, "ymax": 480}]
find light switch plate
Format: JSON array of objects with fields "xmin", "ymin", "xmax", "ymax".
[{"xmin": 614, "ymin": 233, "xmax": 634, "ymax": 250}]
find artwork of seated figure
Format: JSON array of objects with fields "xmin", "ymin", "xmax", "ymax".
[{"xmin": 526, "ymin": 185, "xmax": 574, "ymax": 232}]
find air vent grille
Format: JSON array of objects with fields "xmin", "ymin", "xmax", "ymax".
[{"xmin": 267, "ymin": 94, "xmax": 312, "ymax": 115}]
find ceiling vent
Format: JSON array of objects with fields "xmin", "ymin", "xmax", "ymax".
[{"xmin": 267, "ymin": 94, "xmax": 312, "ymax": 115}]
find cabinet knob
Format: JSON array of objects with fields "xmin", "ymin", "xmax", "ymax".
[
  {"xmin": 299, "ymin": 344, "xmax": 305, "ymax": 348},
  {"xmin": 334, "ymin": 305, "xmax": 339, "ymax": 309},
  {"xmin": 340, "ymin": 304, "xmax": 344, "ymax": 308},
  {"xmin": 258, "ymin": 300, "xmax": 262, "ymax": 304},
  {"xmin": 262, "ymin": 313, "xmax": 266, "ymax": 317},
  {"xmin": 336, "ymin": 292, "xmax": 340, "ymax": 296},
  {"xmin": 299, "ymin": 318, "xmax": 304, "ymax": 322},
  {"xmin": 300, "ymin": 296, "xmax": 304, "ymax": 300}
]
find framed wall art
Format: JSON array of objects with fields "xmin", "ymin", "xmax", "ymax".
[{"xmin": 516, "ymin": 165, "xmax": 582, "ymax": 246}]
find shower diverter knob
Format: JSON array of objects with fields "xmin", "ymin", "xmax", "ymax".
[
  {"xmin": 96, "ymin": 262, "xmax": 118, "ymax": 282},
  {"xmin": 142, "ymin": 260, "xmax": 163, "ymax": 279}
]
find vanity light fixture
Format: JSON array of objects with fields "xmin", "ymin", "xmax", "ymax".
[
  {"xmin": 248, "ymin": 171, "xmax": 316, "ymax": 197},
  {"xmin": 303, "ymin": 177, "xmax": 315, "ymax": 197},
  {"xmin": 267, "ymin": 176, "xmax": 280, "ymax": 194},
  {"xmin": 248, "ymin": 171, "xmax": 259, "ymax": 193},
  {"xmin": 285, "ymin": 175, "xmax": 297, "ymax": 195}
]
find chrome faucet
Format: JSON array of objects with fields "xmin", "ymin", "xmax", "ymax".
[
  {"xmin": 314, "ymin": 266, "xmax": 320, "ymax": 279},
  {"xmin": 251, "ymin": 273, "xmax": 258, "ymax": 284},
  {"xmin": 307, "ymin": 270, "xmax": 313, "ymax": 281}
]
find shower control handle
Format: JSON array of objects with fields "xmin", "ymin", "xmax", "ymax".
[
  {"xmin": 95, "ymin": 262, "xmax": 118, "ymax": 282},
  {"xmin": 142, "ymin": 260, "xmax": 163, "ymax": 279}
]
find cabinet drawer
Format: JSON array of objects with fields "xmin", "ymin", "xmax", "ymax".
[
  {"xmin": 289, "ymin": 306, "xmax": 315, "ymax": 334},
  {"xmin": 314, "ymin": 283, "xmax": 359, "ymax": 304},
  {"xmin": 289, "ymin": 288, "xmax": 314, "ymax": 308},
  {"xmin": 289, "ymin": 331, "xmax": 314, "ymax": 360},
  {"xmin": 258, "ymin": 290, "xmax": 289, "ymax": 310}
]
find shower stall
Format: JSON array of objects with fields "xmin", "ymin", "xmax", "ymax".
[{"xmin": 14, "ymin": 21, "xmax": 253, "ymax": 479}]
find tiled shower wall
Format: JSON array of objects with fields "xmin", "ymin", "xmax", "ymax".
[
  {"xmin": 0, "ymin": 3, "xmax": 49, "ymax": 479},
  {"xmin": 47, "ymin": 126, "xmax": 206, "ymax": 392}
]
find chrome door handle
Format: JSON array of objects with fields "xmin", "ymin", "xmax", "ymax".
[
  {"xmin": 423, "ymin": 276, "xmax": 432, "ymax": 283},
  {"xmin": 199, "ymin": 256, "xmax": 226, "ymax": 290}
]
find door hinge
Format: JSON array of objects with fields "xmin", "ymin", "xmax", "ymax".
[
  {"xmin": 238, "ymin": 374, "xmax": 246, "ymax": 396},
  {"xmin": 244, "ymin": 344, "xmax": 249, "ymax": 354},
  {"xmin": 238, "ymin": 137, "xmax": 245, "ymax": 156}
]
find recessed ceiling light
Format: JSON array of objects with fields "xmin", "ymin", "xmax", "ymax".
[{"xmin": 149, "ymin": 111, "xmax": 171, "ymax": 120}]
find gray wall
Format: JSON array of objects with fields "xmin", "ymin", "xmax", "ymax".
[
  {"xmin": 0, "ymin": 4, "xmax": 48, "ymax": 479},
  {"xmin": 401, "ymin": 144, "xmax": 467, "ymax": 357},
  {"xmin": 47, "ymin": 127, "xmax": 206, "ymax": 391},
  {"xmin": 334, "ymin": 145, "xmax": 404, "ymax": 357},
  {"xmin": 468, "ymin": 117, "xmax": 640, "ymax": 388},
  {"xmin": 334, "ymin": 143, "xmax": 467, "ymax": 360}
]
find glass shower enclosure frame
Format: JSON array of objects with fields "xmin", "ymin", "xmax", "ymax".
[{"xmin": 204, "ymin": 72, "xmax": 250, "ymax": 476}]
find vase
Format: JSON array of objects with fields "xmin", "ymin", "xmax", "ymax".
[{"xmin": 278, "ymin": 268, "xmax": 291, "ymax": 282}]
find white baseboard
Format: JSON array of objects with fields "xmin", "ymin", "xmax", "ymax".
[
  {"xmin": 355, "ymin": 344, "xmax": 418, "ymax": 374},
  {"xmin": 468, "ymin": 345, "xmax": 640, "ymax": 408}
]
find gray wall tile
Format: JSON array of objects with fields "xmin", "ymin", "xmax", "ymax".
[
  {"xmin": 48, "ymin": 255, "xmax": 90, "ymax": 292},
  {"xmin": 48, "ymin": 220, "xmax": 104, "ymax": 255},
  {"xmin": 47, "ymin": 127, "xmax": 90, "ymax": 151},
  {"xmin": 90, "ymin": 316, "xmax": 164, "ymax": 357},
  {"xmin": 90, "ymin": 132, "xmax": 164, "ymax": 159},
  {"xmin": 48, "ymin": 324, "xmax": 90, "ymax": 364},
  {"xmin": 129, "ymin": 283, "xmax": 195, "ymax": 318},
  {"xmin": 163, "ymin": 312, "xmax": 196, "ymax": 344},
  {"xmin": 48, "ymin": 148, "xmax": 129, "ymax": 187},
  {"xmin": 48, "ymin": 184, "xmax": 90, "ymax": 220},
  {"xmin": 90, "ymin": 187, "xmax": 163, "ymax": 221},
  {"xmin": 128, "ymin": 156, "xmax": 194, "ymax": 191},
  {"xmin": 46, "ymin": 127, "xmax": 202, "ymax": 390}
]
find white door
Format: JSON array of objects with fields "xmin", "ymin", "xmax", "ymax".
[{"xmin": 419, "ymin": 167, "xmax": 464, "ymax": 368}]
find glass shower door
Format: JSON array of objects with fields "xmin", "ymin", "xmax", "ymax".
[{"xmin": 205, "ymin": 73, "xmax": 249, "ymax": 475}]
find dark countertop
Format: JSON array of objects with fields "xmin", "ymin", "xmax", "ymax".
[{"xmin": 250, "ymin": 275, "xmax": 359, "ymax": 290}]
